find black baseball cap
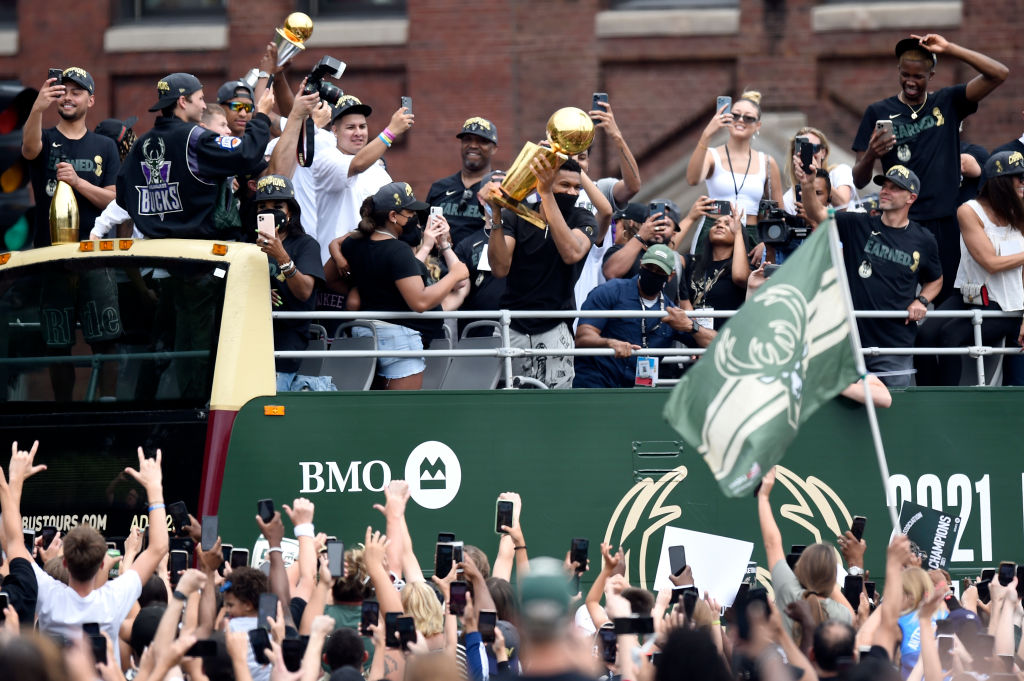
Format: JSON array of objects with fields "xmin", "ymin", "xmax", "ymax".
[
  {"xmin": 874, "ymin": 165, "xmax": 921, "ymax": 194},
  {"xmin": 329, "ymin": 95, "xmax": 372, "ymax": 125},
  {"xmin": 895, "ymin": 37, "xmax": 937, "ymax": 67},
  {"xmin": 94, "ymin": 116, "xmax": 138, "ymax": 144},
  {"xmin": 60, "ymin": 67, "xmax": 94, "ymax": 94},
  {"xmin": 149, "ymin": 73, "xmax": 203, "ymax": 112},
  {"xmin": 984, "ymin": 150, "xmax": 1024, "ymax": 179},
  {"xmin": 216, "ymin": 80, "xmax": 254, "ymax": 104},
  {"xmin": 256, "ymin": 174, "xmax": 296, "ymax": 201},
  {"xmin": 613, "ymin": 203, "xmax": 648, "ymax": 223},
  {"xmin": 457, "ymin": 117, "xmax": 498, "ymax": 145},
  {"xmin": 372, "ymin": 182, "xmax": 428, "ymax": 213}
]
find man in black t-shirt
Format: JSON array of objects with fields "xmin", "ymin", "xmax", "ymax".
[
  {"xmin": 23, "ymin": 67, "xmax": 121, "ymax": 247},
  {"xmin": 482, "ymin": 157, "xmax": 598, "ymax": 388},
  {"xmin": 852, "ymin": 34, "xmax": 1007, "ymax": 304},
  {"xmin": 426, "ymin": 117, "xmax": 498, "ymax": 247},
  {"xmin": 804, "ymin": 164, "xmax": 942, "ymax": 387}
]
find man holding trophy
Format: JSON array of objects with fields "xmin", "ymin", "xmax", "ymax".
[{"xmin": 483, "ymin": 108, "xmax": 599, "ymax": 389}]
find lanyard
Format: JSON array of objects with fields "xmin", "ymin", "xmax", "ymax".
[
  {"xmin": 639, "ymin": 293, "xmax": 665, "ymax": 349},
  {"xmin": 724, "ymin": 145, "xmax": 752, "ymax": 203}
]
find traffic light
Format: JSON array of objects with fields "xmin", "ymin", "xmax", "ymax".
[{"xmin": 0, "ymin": 83, "xmax": 37, "ymax": 251}]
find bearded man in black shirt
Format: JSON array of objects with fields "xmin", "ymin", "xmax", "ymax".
[{"xmin": 481, "ymin": 157, "xmax": 597, "ymax": 389}]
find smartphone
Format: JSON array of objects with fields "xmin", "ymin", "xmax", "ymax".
[
  {"xmin": 708, "ymin": 199, "xmax": 731, "ymax": 216},
  {"xmin": 429, "ymin": 206, "xmax": 443, "ymax": 222},
  {"xmin": 734, "ymin": 582, "xmax": 750, "ymax": 604},
  {"xmin": 736, "ymin": 587, "xmax": 769, "ymax": 641},
  {"xmin": 230, "ymin": 548, "xmax": 249, "ymax": 569},
  {"xmin": 786, "ymin": 553, "xmax": 801, "ymax": 570},
  {"xmin": 864, "ymin": 581, "xmax": 876, "ymax": 601},
  {"xmin": 258, "ymin": 593, "xmax": 279, "ymax": 630},
  {"xmin": 169, "ymin": 536, "xmax": 194, "ymax": 556},
  {"xmin": 449, "ymin": 581, "xmax": 468, "ymax": 616},
  {"xmin": 169, "ymin": 550, "xmax": 188, "ymax": 585},
  {"xmin": 40, "ymin": 526, "xmax": 58, "ymax": 550},
  {"xmin": 875, "ymin": 119, "xmax": 894, "ymax": 139},
  {"xmin": 613, "ymin": 616, "xmax": 655, "ymax": 635},
  {"xmin": 850, "ymin": 516, "xmax": 866, "ymax": 542},
  {"xmin": 256, "ymin": 213, "xmax": 275, "ymax": 237},
  {"xmin": 257, "ymin": 498, "xmax": 274, "ymax": 523},
  {"xmin": 220, "ymin": 544, "xmax": 233, "ymax": 573},
  {"xmin": 249, "ymin": 628, "xmax": 271, "ymax": 665},
  {"xmin": 982, "ymin": 568, "xmax": 996, "ymax": 582},
  {"xmin": 570, "ymin": 537, "xmax": 589, "ymax": 573},
  {"xmin": 977, "ymin": 578, "xmax": 991, "ymax": 604},
  {"xmin": 186, "ymin": 639, "xmax": 218, "ymax": 657},
  {"xmin": 90, "ymin": 633, "xmax": 107, "ymax": 664},
  {"xmin": 167, "ymin": 501, "xmax": 190, "ymax": 535},
  {"xmin": 385, "ymin": 612, "xmax": 401, "ymax": 649},
  {"xmin": 201, "ymin": 516, "xmax": 218, "ymax": 552},
  {"xmin": 397, "ymin": 616, "xmax": 416, "ymax": 650},
  {"xmin": 437, "ymin": 532, "xmax": 455, "ymax": 543},
  {"xmin": 452, "ymin": 541, "xmax": 464, "ymax": 567},
  {"xmin": 598, "ymin": 627, "xmax": 617, "ymax": 663},
  {"xmin": 0, "ymin": 593, "xmax": 8, "ymax": 613},
  {"xmin": 327, "ymin": 540, "xmax": 345, "ymax": 579},
  {"xmin": 48, "ymin": 68, "xmax": 63, "ymax": 83},
  {"xmin": 23, "ymin": 529, "xmax": 35, "ymax": 552},
  {"xmin": 668, "ymin": 545, "xmax": 687, "ymax": 577},
  {"xmin": 495, "ymin": 500, "xmax": 513, "ymax": 534},
  {"xmin": 790, "ymin": 545, "xmax": 807, "ymax": 555},
  {"xmin": 795, "ymin": 135, "xmax": 814, "ymax": 173},
  {"xmin": 282, "ymin": 638, "xmax": 307, "ymax": 672},
  {"xmin": 648, "ymin": 201, "xmax": 668, "ymax": 219},
  {"xmin": 763, "ymin": 264, "xmax": 781, "ymax": 278},
  {"xmin": 934, "ymin": 634, "xmax": 952, "ymax": 668},
  {"xmin": 478, "ymin": 611, "xmax": 497, "ymax": 643},
  {"xmin": 682, "ymin": 589, "xmax": 698, "ymax": 619},
  {"xmin": 435, "ymin": 542, "xmax": 454, "ymax": 578},
  {"xmin": 591, "ymin": 92, "xmax": 609, "ymax": 123},
  {"xmin": 1016, "ymin": 565, "xmax": 1024, "ymax": 600},
  {"xmin": 360, "ymin": 600, "xmax": 379, "ymax": 637},
  {"xmin": 998, "ymin": 561, "xmax": 1016, "ymax": 586},
  {"xmin": 716, "ymin": 95, "xmax": 732, "ymax": 114},
  {"xmin": 401, "ymin": 96, "xmax": 413, "ymax": 115},
  {"xmin": 998, "ymin": 655, "xmax": 1015, "ymax": 673},
  {"xmin": 843, "ymin": 575, "xmax": 863, "ymax": 608}
]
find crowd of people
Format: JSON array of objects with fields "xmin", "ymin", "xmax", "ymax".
[
  {"xmin": 21, "ymin": 33, "xmax": 1024, "ymax": 390},
  {"xmin": 3, "ymin": 443, "xmax": 1024, "ymax": 681}
]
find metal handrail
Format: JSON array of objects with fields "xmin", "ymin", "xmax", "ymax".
[{"xmin": 272, "ymin": 308, "xmax": 1024, "ymax": 388}]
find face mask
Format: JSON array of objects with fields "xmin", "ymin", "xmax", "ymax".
[
  {"xmin": 638, "ymin": 268, "xmax": 670, "ymax": 297},
  {"xmin": 553, "ymin": 192, "xmax": 578, "ymax": 219},
  {"xmin": 257, "ymin": 208, "xmax": 288, "ymax": 232},
  {"xmin": 398, "ymin": 212, "xmax": 421, "ymax": 247}
]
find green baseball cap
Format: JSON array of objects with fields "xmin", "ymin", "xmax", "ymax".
[{"xmin": 640, "ymin": 244, "xmax": 676, "ymax": 276}]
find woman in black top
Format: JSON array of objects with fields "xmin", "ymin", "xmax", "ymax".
[
  {"xmin": 681, "ymin": 213, "xmax": 749, "ymax": 329},
  {"xmin": 341, "ymin": 181, "xmax": 468, "ymax": 390}
]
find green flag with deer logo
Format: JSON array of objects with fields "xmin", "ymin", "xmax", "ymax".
[{"xmin": 663, "ymin": 218, "xmax": 859, "ymax": 497}]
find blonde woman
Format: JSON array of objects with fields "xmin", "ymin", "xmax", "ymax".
[
  {"xmin": 686, "ymin": 90, "xmax": 784, "ymax": 254},
  {"xmin": 782, "ymin": 126, "xmax": 859, "ymax": 212}
]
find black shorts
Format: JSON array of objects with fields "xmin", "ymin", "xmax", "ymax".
[{"xmin": 40, "ymin": 268, "xmax": 122, "ymax": 347}]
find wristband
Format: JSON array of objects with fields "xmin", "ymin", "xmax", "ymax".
[
  {"xmin": 267, "ymin": 547, "xmax": 283, "ymax": 555},
  {"xmin": 440, "ymin": 243, "xmax": 452, "ymax": 252},
  {"xmin": 634, "ymin": 235, "xmax": 648, "ymax": 248},
  {"xmin": 284, "ymin": 267, "xmax": 298, "ymax": 279},
  {"xmin": 279, "ymin": 260, "xmax": 295, "ymax": 272},
  {"xmin": 293, "ymin": 523, "xmax": 314, "ymax": 538},
  {"xmin": 514, "ymin": 545, "xmax": 527, "ymax": 551},
  {"xmin": 172, "ymin": 590, "xmax": 187, "ymax": 602},
  {"xmin": 377, "ymin": 133, "xmax": 392, "ymax": 149},
  {"xmin": 382, "ymin": 127, "xmax": 396, "ymax": 143},
  {"xmin": 148, "ymin": 503, "xmax": 165, "ymax": 512}
]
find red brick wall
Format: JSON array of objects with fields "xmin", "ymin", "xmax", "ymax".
[{"xmin": 2, "ymin": 0, "xmax": 1020, "ymax": 200}]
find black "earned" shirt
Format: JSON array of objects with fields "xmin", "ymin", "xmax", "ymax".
[
  {"xmin": 29, "ymin": 128, "xmax": 121, "ymax": 246},
  {"xmin": 852, "ymin": 85, "xmax": 977, "ymax": 222}
]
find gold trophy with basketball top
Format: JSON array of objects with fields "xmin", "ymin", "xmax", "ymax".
[
  {"xmin": 272, "ymin": 13, "xmax": 314, "ymax": 67},
  {"xmin": 49, "ymin": 181, "xmax": 79, "ymax": 244},
  {"xmin": 491, "ymin": 107, "xmax": 595, "ymax": 228}
]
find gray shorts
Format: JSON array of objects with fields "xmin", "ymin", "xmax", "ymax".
[{"xmin": 509, "ymin": 323, "xmax": 575, "ymax": 389}]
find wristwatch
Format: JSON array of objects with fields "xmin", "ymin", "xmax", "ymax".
[
  {"xmin": 847, "ymin": 566, "xmax": 864, "ymax": 576},
  {"xmin": 916, "ymin": 294, "xmax": 929, "ymax": 307},
  {"xmin": 690, "ymin": 319, "xmax": 702, "ymax": 334}
]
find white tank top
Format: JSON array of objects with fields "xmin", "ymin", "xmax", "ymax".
[
  {"xmin": 705, "ymin": 147, "xmax": 768, "ymax": 216},
  {"xmin": 955, "ymin": 200, "xmax": 1024, "ymax": 311}
]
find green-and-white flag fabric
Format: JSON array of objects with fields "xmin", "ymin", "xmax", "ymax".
[{"xmin": 663, "ymin": 217, "xmax": 860, "ymax": 497}]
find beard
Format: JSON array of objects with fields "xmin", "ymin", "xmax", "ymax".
[
  {"xmin": 462, "ymin": 151, "xmax": 488, "ymax": 173},
  {"xmin": 57, "ymin": 106, "xmax": 85, "ymax": 122}
]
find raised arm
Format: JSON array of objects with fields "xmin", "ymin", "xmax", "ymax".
[
  {"xmin": 757, "ymin": 467, "xmax": 786, "ymax": 570},
  {"xmin": 534, "ymin": 156, "xmax": 591, "ymax": 265},
  {"xmin": 255, "ymin": 510, "xmax": 295, "ymax": 627},
  {"xmin": 581, "ymin": 170, "xmax": 613, "ymax": 242},
  {"xmin": 267, "ymin": 82, "xmax": 322, "ymax": 179},
  {"xmin": 283, "ymin": 497, "xmax": 318, "ymax": 601},
  {"xmin": 125, "ymin": 448, "xmax": 169, "ymax": 583},
  {"xmin": 1, "ymin": 441, "xmax": 46, "ymax": 562},
  {"xmin": 363, "ymin": 527, "xmax": 403, "ymax": 614},
  {"xmin": 874, "ymin": 535, "xmax": 913, "ymax": 655},
  {"xmin": 911, "ymin": 34, "xmax": 1008, "ymax": 103},
  {"xmin": 21, "ymin": 79, "xmax": 62, "ymax": 161},
  {"xmin": 350, "ymin": 107, "xmax": 414, "ymax": 177},
  {"xmin": 687, "ymin": 105, "xmax": 730, "ymax": 186},
  {"xmin": 590, "ymin": 100, "xmax": 641, "ymax": 205}
]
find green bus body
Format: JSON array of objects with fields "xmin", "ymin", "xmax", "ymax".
[{"xmin": 219, "ymin": 387, "xmax": 1020, "ymax": 590}]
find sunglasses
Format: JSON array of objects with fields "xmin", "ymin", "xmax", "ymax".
[
  {"xmin": 730, "ymin": 113, "xmax": 759, "ymax": 125},
  {"xmin": 226, "ymin": 101, "xmax": 253, "ymax": 113}
]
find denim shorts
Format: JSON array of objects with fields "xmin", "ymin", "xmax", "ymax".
[{"xmin": 352, "ymin": 323, "xmax": 425, "ymax": 379}]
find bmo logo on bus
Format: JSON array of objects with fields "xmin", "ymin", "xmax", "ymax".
[{"xmin": 298, "ymin": 441, "xmax": 462, "ymax": 510}]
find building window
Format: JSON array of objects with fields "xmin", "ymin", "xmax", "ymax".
[
  {"xmin": 608, "ymin": 0, "xmax": 737, "ymax": 8},
  {"xmin": 0, "ymin": 0, "xmax": 15, "ymax": 25},
  {"xmin": 298, "ymin": 0, "xmax": 407, "ymax": 17},
  {"xmin": 114, "ymin": 0, "xmax": 226, "ymax": 23}
]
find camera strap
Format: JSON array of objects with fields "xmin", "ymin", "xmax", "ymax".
[{"xmin": 296, "ymin": 116, "xmax": 315, "ymax": 167}]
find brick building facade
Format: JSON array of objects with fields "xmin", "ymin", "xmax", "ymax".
[{"xmin": 2, "ymin": 0, "xmax": 1020, "ymax": 201}]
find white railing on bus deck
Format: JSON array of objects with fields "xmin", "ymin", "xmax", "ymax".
[{"xmin": 272, "ymin": 308, "xmax": 1024, "ymax": 388}]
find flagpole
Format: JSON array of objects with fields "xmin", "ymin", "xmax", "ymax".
[{"xmin": 824, "ymin": 209, "xmax": 901, "ymax": 533}]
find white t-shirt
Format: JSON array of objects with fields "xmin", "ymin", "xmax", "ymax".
[
  {"xmin": 573, "ymin": 176, "xmax": 622, "ymax": 310},
  {"xmin": 314, "ymin": 147, "xmax": 391, "ymax": 265},
  {"xmin": 782, "ymin": 163, "xmax": 860, "ymax": 214},
  {"xmin": 32, "ymin": 564, "xmax": 142, "ymax": 665},
  {"xmin": 229, "ymin": 615, "xmax": 271, "ymax": 681}
]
